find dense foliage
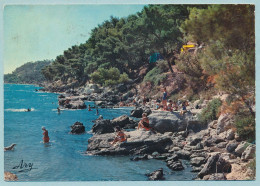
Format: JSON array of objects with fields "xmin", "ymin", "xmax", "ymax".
[
  {"xmin": 4, "ymin": 60, "xmax": 52, "ymax": 84},
  {"xmin": 42, "ymin": 5, "xmax": 191, "ymax": 86},
  {"xmin": 198, "ymin": 98, "xmax": 222, "ymax": 124}
]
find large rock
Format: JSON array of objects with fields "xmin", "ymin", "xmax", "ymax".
[
  {"xmin": 111, "ymin": 115, "xmax": 134, "ymax": 129},
  {"xmin": 86, "ymin": 130, "xmax": 173, "ymax": 156},
  {"xmin": 59, "ymin": 97, "xmax": 87, "ymax": 109},
  {"xmin": 198, "ymin": 153, "xmax": 231, "ymax": 179},
  {"xmin": 148, "ymin": 111, "xmax": 203, "ymax": 133},
  {"xmin": 166, "ymin": 160, "xmax": 184, "ymax": 171},
  {"xmin": 130, "ymin": 107, "xmax": 143, "ymax": 118},
  {"xmin": 216, "ymin": 114, "xmax": 234, "ymax": 134},
  {"xmin": 190, "ymin": 157, "xmax": 206, "ymax": 167},
  {"xmin": 235, "ymin": 141, "xmax": 249, "ymax": 156},
  {"xmin": 241, "ymin": 145, "xmax": 255, "ymax": 160},
  {"xmin": 70, "ymin": 122, "xmax": 85, "ymax": 134},
  {"xmin": 92, "ymin": 120, "xmax": 114, "ymax": 134},
  {"xmin": 146, "ymin": 168, "xmax": 165, "ymax": 180},
  {"xmin": 226, "ymin": 141, "xmax": 239, "ymax": 153}
]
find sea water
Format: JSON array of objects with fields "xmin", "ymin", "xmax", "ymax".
[{"xmin": 4, "ymin": 84, "xmax": 196, "ymax": 181}]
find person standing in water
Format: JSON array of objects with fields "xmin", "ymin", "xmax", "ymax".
[
  {"xmin": 57, "ymin": 107, "xmax": 61, "ymax": 114},
  {"xmin": 42, "ymin": 127, "xmax": 50, "ymax": 143},
  {"xmin": 96, "ymin": 107, "xmax": 99, "ymax": 115}
]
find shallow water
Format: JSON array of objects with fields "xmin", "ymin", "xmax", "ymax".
[{"xmin": 4, "ymin": 84, "xmax": 196, "ymax": 181}]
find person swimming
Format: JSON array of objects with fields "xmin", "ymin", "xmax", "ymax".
[
  {"xmin": 27, "ymin": 108, "xmax": 31, "ymax": 112},
  {"xmin": 57, "ymin": 107, "xmax": 61, "ymax": 114},
  {"xmin": 42, "ymin": 127, "xmax": 50, "ymax": 143}
]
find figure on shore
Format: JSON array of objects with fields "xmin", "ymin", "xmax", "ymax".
[
  {"xmin": 110, "ymin": 126, "xmax": 127, "ymax": 145},
  {"xmin": 162, "ymin": 87, "xmax": 167, "ymax": 110},
  {"xmin": 4, "ymin": 144, "xmax": 16, "ymax": 151},
  {"xmin": 180, "ymin": 102, "xmax": 187, "ymax": 116},
  {"xmin": 42, "ymin": 127, "xmax": 50, "ymax": 143}
]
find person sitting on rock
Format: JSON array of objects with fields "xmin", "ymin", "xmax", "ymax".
[
  {"xmin": 138, "ymin": 113, "xmax": 151, "ymax": 131},
  {"xmin": 172, "ymin": 101, "xmax": 178, "ymax": 111},
  {"xmin": 110, "ymin": 126, "xmax": 127, "ymax": 145}
]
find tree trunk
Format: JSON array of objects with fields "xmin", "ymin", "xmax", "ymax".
[{"xmin": 167, "ymin": 59, "xmax": 174, "ymax": 74}]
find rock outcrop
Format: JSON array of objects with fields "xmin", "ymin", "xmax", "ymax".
[
  {"xmin": 4, "ymin": 172, "xmax": 18, "ymax": 181},
  {"xmin": 86, "ymin": 130, "xmax": 172, "ymax": 156},
  {"xmin": 70, "ymin": 122, "xmax": 85, "ymax": 134},
  {"xmin": 146, "ymin": 168, "xmax": 165, "ymax": 180}
]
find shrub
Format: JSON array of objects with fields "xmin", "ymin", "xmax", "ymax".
[
  {"xmin": 143, "ymin": 66, "xmax": 167, "ymax": 86},
  {"xmin": 198, "ymin": 98, "xmax": 222, "ymax": 124},
  {"xmin": 234, "ymin": 114, "xmax": 255, "ymax": 142}
]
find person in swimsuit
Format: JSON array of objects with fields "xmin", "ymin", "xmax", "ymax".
[
  {"xmin": 162, "ymin": 87, "xmax": 167, "ymax": 110},
  {"xmin": 138, "ymin": 113, "xmax": 150, "ymax": 130},
  {"xmin": 110, "ymin": 126, "xmax": 127, "ymax": 145},
  {"xmin": 42, "ymin": 126, "xmax": 50, "ymax": 143},
  {"xmin": 88, "ymin": 105, "xmax": 92, "ymax": 111}
]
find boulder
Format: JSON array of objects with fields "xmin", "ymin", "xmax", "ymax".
[
  {"xmin": 216, "ymin": 114, "xmax": 234, "ymax": 134},
  {"xmin": 226, "ymin": 142, "xmax": 239, "ymax": 153},
  {"xmin": 92, "ymin": 120, "xmax": 114, "ymax": 134},
  {"xmin": 216, "ymin": 142, "xmax": 228, "ymax": 148},
  {"xmin": 110, "ymin": 115, "xmax": 137, "ymax": 129},
  {"xmin": 190, "ymin": 157, "xmax": 206, "ymax": 167},
  {"xmin": 130, "ymin": 107, "xmax": 143, "ymax": 118},
  {"xmin": 198, "ymin": 153, "xmax": 231, "ymax": 179},
  {"xmin": 146, "ymin": 168, "xmax": 165, "ymax": 180},
  {"xmin": 226, "ymin": 129, "xmax": 235, "ymax": 140},
  {"xmin": 166, "ymin": 154, "xmax": 179, "ymax": 162},
  {"xmin": 148, "ymin": 111, "xmax": 203, "ymax": 133},
  {"xmin": 235, "ymin": 141, "xmax": 249, "ymax": 156},
  {"xmin": 241, "ymin": 145, "xmax": 255, "ymax": 160},
  {"xmin": 167, "ymin": 160, "xmax": 184, "ymax": 171},
  {"xmin": 86, "ymin": 130, "xmax": 173, "ymax": 156},
  {"xmin": 59, "ymin": 98, "xmax": 87, "ymax": 109},
  {"xmin": 70, "ymin": 122, "xmax": 85, "ymax": 134},
  {"xmin": 176, "ymin": 150, "xmax": 191, "ymax": 160},
  {"xmin": 190, "ymin": 137, "xmax": 202, "ymax": 146}
]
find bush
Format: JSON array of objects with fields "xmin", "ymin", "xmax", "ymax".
[
  {"xmin": 143, "ymin": 66, "xmax": 168, "ymax": 86},
  {"xmin": 234, "ymin": 114, "xmax": 255, "ymax": 142},
  {"xmin": 90, "ymin": 67, "xmax": 129, "ymax": 86},
  {"xmin": 198, "ymin": 98, "xmax": 222, "ymax": 124}
]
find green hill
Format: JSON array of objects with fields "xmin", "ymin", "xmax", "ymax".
[{"xmin": 4, "ymin": 60, "xmax": 52, "ymax": 85}]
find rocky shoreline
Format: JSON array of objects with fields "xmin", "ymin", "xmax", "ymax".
[
  {"xmin": 39, "ymin": 84, "xmax": 255, "ymax": 180},
  {"xmin": 86, "ymin": 110, "xmax": 255, "ymax": 180}
]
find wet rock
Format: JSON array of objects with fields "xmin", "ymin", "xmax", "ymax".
[
  {"xmin": 191, "ymin": 165, "xmax": 204, "ymax": 172},
  {"xmin": 190, "ymin": 157, "xmax": 206, "ymax": 167},
  {"xmin": 167, "ymin": 160, "xmax": 184, "ymax": 171},
  {"xmin": 192, "ymin": 142, "xmax": 204, "ymax": 150},
  {"xmin": 111, "ymin": 115, "xmax": 130, "ymax": 128},
  {"xmin": 241, "ymin": 145, "xmax": 255, "ymax": 160},
  {"xmin": 166, "ymin": 154, "xmax": 179, "ymax": 162},
  {"xmin": 226, "ymin": 142, "xmax": 239, "ymax": 153},
  {"xmin": 146, "ymin": 168, "xmax": 165, "ymax": 180},
  {"xmin": 130, "ymin": 107, "xmax": 143, "ymax": 118},
  {"xmin": 92, "ymin": 120, "xmax": 114, "ymax": 134},
  {"xmin": 70, "ymin": 122, "xmax": 85, "ymax": 134},
  {"xmin": 130, "ymin": 154, "xmax": 148, "ymax": 161}
]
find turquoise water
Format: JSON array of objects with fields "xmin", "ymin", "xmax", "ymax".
[{"xmin": 4, "ymin": 84, "xmax": 196, "ymax": 181}]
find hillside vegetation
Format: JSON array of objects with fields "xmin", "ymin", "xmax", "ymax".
[
  {"xmin": 41, "ymin": 4, "xmax": 255, "ymax": 142},
  {"xmin": 4, "ymin": 60, "xmax": 52, "ymax": 84}
]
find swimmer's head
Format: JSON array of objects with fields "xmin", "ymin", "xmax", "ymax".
[{"xmin": 42, "ymin": 126, "xmax": 46, "ymax": 130}]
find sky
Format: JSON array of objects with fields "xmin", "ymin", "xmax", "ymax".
[{"xmin": 3, "ymin": 5, "xmax": 145, "ymax": 74}]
